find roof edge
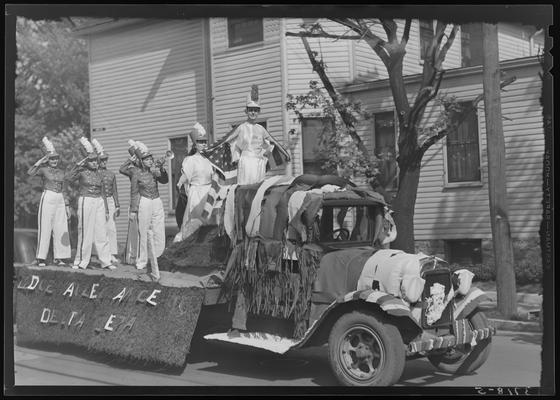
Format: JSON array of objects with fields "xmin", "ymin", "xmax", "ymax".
[
  {"xmin": 341, "ymin": 56, "xmax": 541, "ymax": 94},
  {"xmin": 72, "ymin": 18, "xmax": 147, "ymax": 37}
]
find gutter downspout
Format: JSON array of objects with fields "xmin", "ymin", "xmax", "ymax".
[
  {"xmin": 205, "ymin": 18, "xmax": 215, "ymax": 143},
  {"xmin": 280, "ymin": 19, "xmax": 292, "ymax": 176},
  {"xmin": 529, "ymin": 28, "xmax": 543, "ymax": 56}
]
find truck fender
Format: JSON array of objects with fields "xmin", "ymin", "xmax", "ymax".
[
  {"xmin": 453, "ymin": 287, "xmax": 490, "ymax": 320},
  {"xmin": 293, "ymin": 289, "xmax": 422, "ymax": 350}
]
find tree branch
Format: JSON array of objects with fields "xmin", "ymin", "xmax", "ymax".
[
  {"xmin": 418, "ymin": 76, "xmax": 517, "ymax": 154},
  {"xmin": 299, "ymin": 36, "xmax": 370, "ymax": 159},
  {"xmin": 410, "ymin": 70, "xmax": 446, "ymax": 129},
  {"xmin": 380, "ymin": 18, "xmax": 397, "ymax": 42},
  {"xmin": 285, "ymin": 31, "xmax": 363, "ymax": 40},
  {"xmin": 401, "ymin": 18, "xmax": 412, "ymax": 45},
  {"xmin": 328, "ymin": 17, "xmax": 386, "ymax": 47},
  {"xmin": 436, "ymin": 25, "xmax": 459, "ymax": 67}
]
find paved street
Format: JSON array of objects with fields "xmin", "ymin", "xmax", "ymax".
[{"xmin": 11, "ymin": 330, "xmax": 542, "ymax": 389}]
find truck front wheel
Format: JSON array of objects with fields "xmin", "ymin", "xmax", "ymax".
[{"xmin": 328, "ymin": 310, "xmax": 406, "ymax": 386}]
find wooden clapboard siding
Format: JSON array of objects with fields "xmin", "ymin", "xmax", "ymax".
[
  {"xmin": 344, "ymin": 58, "xmax": 543, "ymax": 241},
  {"xmin": 498, "ymin": 22, "xmax": 534, "ymax": 59},
  {"xmin": 87, "ymin": 19, "xmax": 209, "ymax": 246}
]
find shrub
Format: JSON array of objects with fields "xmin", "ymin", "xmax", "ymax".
[{"xmin": 449, "ymin": 261, "xmax": 542, "ymax": 285}]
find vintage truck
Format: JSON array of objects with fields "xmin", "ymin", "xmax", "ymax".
[
  {"xmin": 14, "ymin": 175, "xmax": 494, "ymax": 386},
  {"xmin": 159, "ymin": 176, "xmax": 495, "ymax": 387}
]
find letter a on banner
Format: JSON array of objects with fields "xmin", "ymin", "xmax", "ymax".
[
  {"xmin": 63, "ymin": 282, "xmax": 76, "ymax": 297},
  {"xmin": 112, "ymin": 288, "xmax": 128, "ymax": 303}
]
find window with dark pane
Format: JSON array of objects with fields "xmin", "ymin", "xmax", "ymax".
[
  {"xmin": 444, "ymin": 239, "xmax": 482, "ymax": 264},
  {"xmin": 461, "ymin": 23, "xmax": 484, "ymax": 67},
  {"xmin": 302, "ymin": 117, "xmax": 333, "ymax": 175},
  {"xmin": 169, "ymin": 137, "xmax": 189, "ymax": 209},
  {"xmin": 228, "ymin": 18, "xmax": 263, "ymax": 48},
  {"xmin": 446, "ymin": 102, "xmax": 481, "ymax": 183},
  {"xmin": 374, "ymin": 111, "xmax": 398, "ymax": 190},
  {"xmin": 419, "ymin": 19, "xmax": 435, "ymax": 61}
]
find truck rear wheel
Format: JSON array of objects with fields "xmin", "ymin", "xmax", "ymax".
[
  {"xmin": 427, "ymin": 309, "xmax": 492, "ymax": 374},
  {"xmin": 328, "ymin": 310, "xmax": 405, "ymax": 386}
]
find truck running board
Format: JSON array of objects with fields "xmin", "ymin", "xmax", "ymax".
[{"xmin": 204, "ymin": 331, "xmax": 303, "ymax": 354}]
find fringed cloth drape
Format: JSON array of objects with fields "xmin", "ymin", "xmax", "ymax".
[{"xmin": 222, "ymin": 239, "xmax": 322, "ymax": 339}]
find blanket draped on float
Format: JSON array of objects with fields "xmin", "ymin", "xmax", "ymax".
[
  {"xmin": 160, "ymin": 173, "xmax": 392, "ymax": 340},
  {"xmin": 221, "ymin": 177, "xmax": 360, "ymax": 339}
]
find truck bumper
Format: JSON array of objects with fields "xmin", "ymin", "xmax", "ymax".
[{"xmin": 406, "ymin": 323, "xmax": 496, "ymax": 355}]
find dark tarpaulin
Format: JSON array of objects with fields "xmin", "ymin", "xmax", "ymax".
[{"xmin": 311, "ymin": 247, "xmax": 377, "ymax": 305}]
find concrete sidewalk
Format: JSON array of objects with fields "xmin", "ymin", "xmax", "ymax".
[{"xmin": 481, "ymin": 290, "xmax": 542, "ymax": 333}]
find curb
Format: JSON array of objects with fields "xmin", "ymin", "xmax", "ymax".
[
  {"xmin": 484, "ymin": 290, "xmax": 542, "ymax": 306},
  {"xmin": 489, "ymin": 318, "xmax": 542, "ymax": 333}
]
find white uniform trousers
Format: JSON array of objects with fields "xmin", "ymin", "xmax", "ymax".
[
  {"xmin": 73, "ymin": 196, "xmax": 112, "ymax": 269},
  {"xmin": 36, "ymin": 190, "xmax": 71, "ymax": 260},
  {"xmin": 105, "ymin": 197, "xmax": 118, "ymax": 255},
  {"xmin": 136, "ymin": 196, "xmax": 165, "ymax": 279},
  {"xmin": 124, "ymin": 207, "xmax": 140, "ymax": 265},
  {"xmin": 237, "ymin": 153, "xmax": 267, "ymax": 185}
]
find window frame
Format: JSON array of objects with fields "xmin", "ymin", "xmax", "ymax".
[
  {"xmin": 300, "ymin": 116, "xmax": 334, "ymax": 175},
  {"xmin": 372, "ymin": 109, "xmax": 399, "ymax": 191},
  {"xmin": 318, "ymin": 204, "xmax": 380, "ymax": 250},
  {"xmin": 442, "ymin": 101, "xmax": 484, "ymax": 188},
  {"xmin": 227, "ymin": 18, "xmax": 264, "ymax": 49},
  {"xmin": 460, "ymin": 23, "xmax": 484, "ymax": 68}
]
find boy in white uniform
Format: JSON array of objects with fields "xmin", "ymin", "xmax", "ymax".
[
  {"xmin": 27, "ymin": 136, "xmax": 71, "ymax": 266},
  {"xmin": 176, "ymin": 123, "xmax": 214, "ymax": 232}
]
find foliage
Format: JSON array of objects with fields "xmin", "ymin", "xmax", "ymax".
[
  {"xmin": 449, "ymin": 261, "xmax": 542, "ymax": 285},
  {"xmin": 286, "ymin": 80, "xmax": 380, "ymax": 181},
  {"xmin": 14, "ymin": 17, "xmax": 90, "ymax": 226}
]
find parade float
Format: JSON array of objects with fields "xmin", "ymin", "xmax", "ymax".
[{"xmin": 14, "ymin": 174, "xmax": 495, "ymax": 386}]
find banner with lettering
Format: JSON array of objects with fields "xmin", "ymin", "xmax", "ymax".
[{"xmin": 14, "ymin": 266, "xmax": 205, "ymax": 368}]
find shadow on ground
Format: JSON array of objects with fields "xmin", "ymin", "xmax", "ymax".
[{"xmin": 506, "ymin": 331, "xmax": 543, "ymax": 346}]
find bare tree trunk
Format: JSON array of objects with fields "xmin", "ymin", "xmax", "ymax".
[
  {"xmin": 391, "ymin": 134, "xmax": 421, "ymax": 254},
  {"xmin": 481, "ymin": 23, "xmax": 517, "ymax": 318}
]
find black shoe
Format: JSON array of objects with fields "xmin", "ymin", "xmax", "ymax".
[
  {"xmin": 228, "ymin": 328, "xmax": 248, "ymax": 337},
  {"xmin": 37, "ymin": 259, "xmax": 46, "ymax": 267},
  {"xmin": 54, "ymin": 259, "xmax": 67, "ymax": 267}
]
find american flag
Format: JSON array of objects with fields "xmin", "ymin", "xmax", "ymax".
[{"xmin": 199, "ymin": 126, "xmax": 291, "ymax": 221}]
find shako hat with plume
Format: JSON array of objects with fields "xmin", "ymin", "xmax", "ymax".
[
  {"xmin": 41, "ymin": 136, "xmax": 59, "ymax": 159},
  {"xmin": 78, "ymin": 137, "xmax": 98, "ymax": 161},
  {"xmin": 127, "ymin": 139, "xmax": 138, "ymax": 156},
  {"xmin": 246, "ymin": 84, "xmax": 260, "ymax": 109},
  {"xmin": 189, "ymin": 122, "xmax": 208, "ymax": 143},
  {"xmin": 91, "ymin": 138, "xmax": 109, "ymax": 160},
  {"xmin": 134, "ymin": 140, "xmax": 152, "ymax": 159}
]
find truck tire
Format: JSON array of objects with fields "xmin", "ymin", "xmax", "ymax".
[
  {"xmin": 328, "ymin": 310, "xmax": 406, "ymax": 386},
  {"xmin": 427, "ymin": 309, "xmax": 492, "ymax": 375}
]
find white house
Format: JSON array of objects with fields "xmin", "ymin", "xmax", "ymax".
[{"xmin": 74, "ymin": 17, "xmax": 545, "ymax": 266}]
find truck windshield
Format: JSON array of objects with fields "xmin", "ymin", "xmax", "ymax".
[{"xmin": 318, "ymin": 205, "xmax": 379, "ymax": 243}]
